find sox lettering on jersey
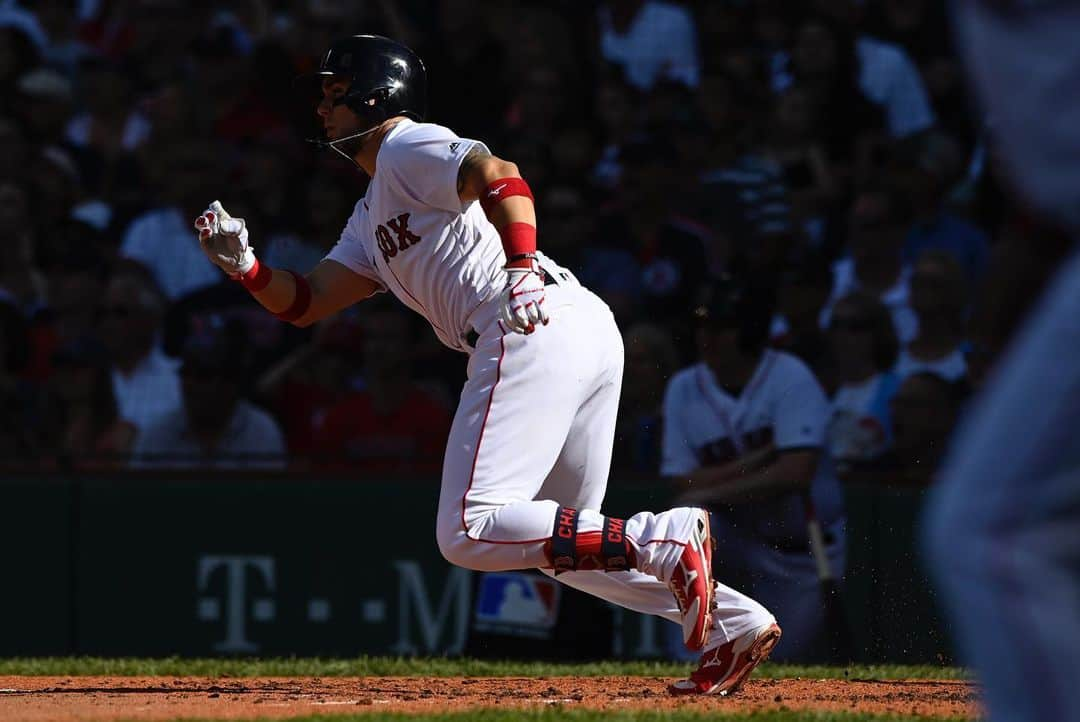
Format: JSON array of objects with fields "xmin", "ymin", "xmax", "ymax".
[{"xmin": 376, "ymin": 213, "xmax": 422, "ymax": 263}]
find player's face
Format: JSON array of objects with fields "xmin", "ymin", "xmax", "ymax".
[{"xmin": 317, "ymin": 76, "xmax": 362, "ymax": 140}]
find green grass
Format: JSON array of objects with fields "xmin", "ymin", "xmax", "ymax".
[
  {"xmin": 0, "ymin": 657, "xmax": 966, "ymax": 680},
  {"xmin": 140, "ymin": 711, "xmax": 964, "ymax": 722}
]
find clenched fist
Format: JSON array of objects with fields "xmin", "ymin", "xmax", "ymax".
[{"xmin": 194, "ymin": 200, "xmax": 255, "ymax": 276}]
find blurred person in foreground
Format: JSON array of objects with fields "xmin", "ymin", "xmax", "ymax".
[
  {"xmin": 130, "ymin": 328, "xmax": 285, "ymax": 470},
  {"xmin": 924, "ymin": 5, "xmax": 1080, "ymax": 722},
  {"xmin": 663, "ymin": 280, "xmax": 844, "ymax": 663}
]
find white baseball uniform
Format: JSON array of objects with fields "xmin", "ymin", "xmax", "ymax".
[
  {"xmin": 324, "ymin": 119, "xmax": 773, "ymax": 646},
  {"xmin": 662, "ymin": 351, "xmax": 845, "ymax": 661}
]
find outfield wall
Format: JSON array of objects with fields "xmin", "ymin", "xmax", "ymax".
[{"xmin": 0, "ymin": 474, "xmax": 950, "ymax": 663}]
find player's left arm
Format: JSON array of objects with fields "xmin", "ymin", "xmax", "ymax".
[{"xmin": 457, "ymin": 145, "xmax": 547, "ymax": 333}]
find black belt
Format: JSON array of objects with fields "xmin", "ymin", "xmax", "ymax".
[{"xmin": 464, "ymin": 272, "xmax": 561, "ymax": 349}]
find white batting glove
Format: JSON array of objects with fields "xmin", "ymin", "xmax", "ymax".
[
  {"xmin": 193, "ymin": 200, "xmax": 255, "ymax": 276},
  {"xmin": 500, "ymin": 264, "xmax": 549, "ymax": 334}
]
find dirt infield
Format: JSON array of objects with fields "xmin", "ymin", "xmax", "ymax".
[{"xmin": 0, "ymin": 675, "xmax": 978, "ymax": 720}]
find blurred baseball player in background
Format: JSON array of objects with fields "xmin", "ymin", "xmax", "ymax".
[
  {"xmin": 193, "ymin": 35, "xmax": 779, "ymax": 695},
  {"xmin": 925, "ymin": 3, "xmax": 1080, "ymax": 722},
  {"xmin": 663, "ymin": 280, "xmax": 845, "ymax": 663}
]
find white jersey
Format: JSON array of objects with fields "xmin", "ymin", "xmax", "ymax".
[
  {"xmin": 661, "ymin": 350, "xmax": 844, "ymax": 540},
  {"xmin": 324, "ymin": 119, "xmax": 510, "ymax": 351}
]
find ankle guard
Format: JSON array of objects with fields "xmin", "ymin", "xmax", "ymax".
[{"xmin": 546, "ymin": 506, "xmax": 636, "ymax": 575}]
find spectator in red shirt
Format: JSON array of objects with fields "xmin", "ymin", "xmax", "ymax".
[{"xmin": 313, "ymin": 306, "xmax": 451, "ymax": 474}]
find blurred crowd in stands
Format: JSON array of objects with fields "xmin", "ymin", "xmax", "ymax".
[{"xmin": 0, "ymin": 0, "xmax": 1071, "ymax": 480}]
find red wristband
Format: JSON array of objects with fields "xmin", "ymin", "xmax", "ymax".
[
  {"xmin": 500, "ymin": 222, "xmax": 537, "ymax": 266},
  {"xmin": 479, "ymin": 177, "xmax": 534, "ymax": 216},
  {"xmin": 232, "ymin": 257, "xmax": 273, "ymax": 292},
  {"xmin": 273, "ymin": 270, "xmax": 312, "ymax": 323}
]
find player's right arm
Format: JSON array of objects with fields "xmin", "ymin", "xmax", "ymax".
[{"xmin": 195, "ymin": 201, "xmax": 380, "ymax": 327}]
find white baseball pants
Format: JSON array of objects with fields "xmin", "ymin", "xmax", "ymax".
[{"xmin": 435, "ymin": 280, "xmax": 772, "ymax": 646}]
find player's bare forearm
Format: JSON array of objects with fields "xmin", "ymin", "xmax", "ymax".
[
  {"xmin": 249, "ymin": 260, "xmax": 379, "ymax": 328},
  {"xmin": 457, "ymin": 147, "xmax": 536, "ymax": 228},
  {"xmin": 673, "ymin": 449, "xmax": 817, "ymax": 505},
  {"xmin": 247, "ymin": 266, "xmax": 303, "ymax": 319}
]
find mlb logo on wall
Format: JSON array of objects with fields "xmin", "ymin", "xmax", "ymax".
[{"xmin": 474, "ymin": 572, "xmax": 561, "ymax": 639}]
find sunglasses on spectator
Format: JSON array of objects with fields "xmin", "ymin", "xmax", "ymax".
[{"xmin": 830, "ymin": 315, "xmax": 873, "ymax": 332}]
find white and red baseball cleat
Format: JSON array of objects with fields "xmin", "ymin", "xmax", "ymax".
[
  {"xmin": 668, "ymin": 508, "xmax": 715, "ymax": 652},
  {"xmin": 669, "ymin": 621, "xmax": 783, "ymax": 696}
]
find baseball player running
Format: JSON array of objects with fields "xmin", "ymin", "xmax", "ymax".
[{"xmin": 193, "ymin": 35, "xmax": 778, "ymax": 694}]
